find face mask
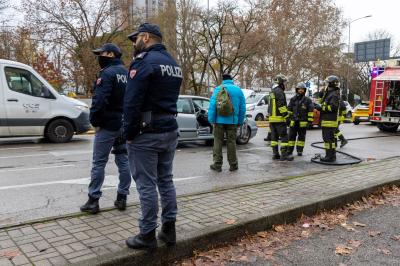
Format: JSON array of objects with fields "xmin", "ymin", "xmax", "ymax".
[{"xmin": 98, "ymin": 56, "xmax": 113, "ymax": 69}]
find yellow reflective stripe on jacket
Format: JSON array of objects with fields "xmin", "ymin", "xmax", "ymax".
[
  {"xmin": 290, "ymin": 120, "xmax": 295, "ymax": 127},
  {"xmin": 308, "ymin": 112, "xmax": 314, "ymax": 117},
  {"xmin": 300, "ymin": 121, "xmax": 308, "ymax": 128},
  {"xmin": 269, "ymin": 116, "xmax": 285, "ymax": 122},
  {"xmin": 271, "ymin": 141, "xmax": 278, "ymax": 147},
  {"xmin": 288, "ymin": 141, "xmax": 295, "ymax": 147},
  {"xmin": 321, "ymin": 120, "xmax": 338, "ymax": 127},
  {"xmin": 278, "ymin": 106, "xmax": 288, "ymax": 113}
]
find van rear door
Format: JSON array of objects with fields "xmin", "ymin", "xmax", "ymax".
[{"xmin": 2, "ymin": 65, "xmax": 54, "ymax": 136}]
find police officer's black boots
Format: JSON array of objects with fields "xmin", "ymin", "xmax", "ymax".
[
  {"xmin": 126, "ymin": 229, "xmax": 157, "ymax": 250},
  {"xmin": 80, "ymin": 196, "xmax": 99, "ymax": 214},
  {"xmin": 280, "ymin": 147, "xmax": 294, "ymax": 161},
  {"xmin": 114, "ymin": 193, "xmax": 127, "ymax": 211},
  {"xmin": 272, "ymin": 146, "xmax": 280, "ymax": 160},
  {"xmin": 158, "ymin": 221, "xmax": 176, "ymax": 246}
]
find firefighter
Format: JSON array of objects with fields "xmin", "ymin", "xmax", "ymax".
[
  {"xmin": 318, "ymin": 75, "xmax": 341, "ymax": 162},
  {"xmin": 268, "ymin": 74, "xmax": 293, "ymax": 161},
  {"xmin": 287, "ymin": 82, "xmax": 314, "ymax": 156}
]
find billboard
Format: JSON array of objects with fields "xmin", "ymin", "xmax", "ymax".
[{"xmin": 354, "ymin": 39, "xmax": 391, "ymax": 62}]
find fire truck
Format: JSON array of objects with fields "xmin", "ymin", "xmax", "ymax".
[{"xmin": 369, "ymin": 67, "xmax": 400, "ymax": 132}]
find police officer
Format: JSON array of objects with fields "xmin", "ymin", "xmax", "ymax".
[
  {"xmin": 124, "ymin": 23, "xmax": 182, "ymax": 249},
  {"xmin": 80, "ymin": 43, "xmax": 131, "ymax": 214},
  {"xmin": 268, "ymin": 74, "xmax": 293, "ymax": 161},
  {"xmin": 318, "ymin": 75, "xmax": 341, "ymax": 162},
  {"xmin": 287, "ymin": 82, "xmax": 314, "ymax": 156}
]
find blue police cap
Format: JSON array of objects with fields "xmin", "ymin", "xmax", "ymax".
[
  {"xmin": 92, "ymin": 43, "xmax": 122, "ymax": 57},
  {"xmin": 127, "ymin": 23, "xmax": 163, "ymax": 42}
]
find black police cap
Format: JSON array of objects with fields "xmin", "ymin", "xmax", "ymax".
[
  {"xmin": 127, "ymin": 23, "xmax": 163, "ymax": 42},
  {"xmin": 92, "ymin": 43, "xmax": 122, "ymax": 57}
]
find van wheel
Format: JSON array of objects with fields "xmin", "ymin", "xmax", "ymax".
[
  {"xmin": 255, "ymin": 114, "xmax": 264, "ymax": 121},
  {"xmin": 45, "ymin": 119, "xmax": 74, "ymax": 143}
]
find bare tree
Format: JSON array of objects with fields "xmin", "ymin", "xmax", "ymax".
[{"xmin": 22, "ymin": 0, "xmax": 132, "ymax": 95}]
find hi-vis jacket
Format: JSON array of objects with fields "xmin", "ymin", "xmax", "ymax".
[
  {"xmin": 320, "ymin": 87, "xmax": 340, "ymax": 128},
  {"xmin": 288, "ymin": 94, "xmax": 314, "ymax": 128},
  {"xmin": 268, "ymin": 85, "xmax": 289, "ymax": 123}
]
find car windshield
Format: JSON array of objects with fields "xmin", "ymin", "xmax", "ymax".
[
  {"xmin": 246, "ymin": 94, "xmax": 263, "ymax": 104},
  {"xmin": 356, "ymin": 103, "xmax": 369, "ymax": 110}
]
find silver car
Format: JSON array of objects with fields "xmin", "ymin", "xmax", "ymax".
[{"xmin": 176, "ymin": 95, "xmax": 258, "ymax": 144}]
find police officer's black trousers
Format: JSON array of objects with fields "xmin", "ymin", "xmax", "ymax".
[
  {"xmin": 322, "ymin": 126, "xmax": 336, "ymax": 156},
  {"xmin": 288, "ymin": 122, "xmax": 307, "ymax": 154},
  {"xmin": 270, "ymin": 122, "xmax": 288, "ymax": 155}
]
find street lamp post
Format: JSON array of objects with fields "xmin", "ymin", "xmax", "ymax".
[
  {"xmin": 346, "ymin": 15, "xmax": 372, "ymax": 101},
  {"xmin": 206, "ymin": 0, "xmax": 210, "ymax": 95}
]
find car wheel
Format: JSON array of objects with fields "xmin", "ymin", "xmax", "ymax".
[
  {"xmin": 353, "ymin": 120, "xmax": 360, "ymax": 125},
  {"xmin": 255, "ymin": 113, "xmax": 264, "ymax": 121},
  {"xmin": 377, "ymin": 123, "xmax": 399, "ymax": 132},
  {"xmin": 236, "ymin": 126, "xmax": 251, "ymax": 145},
  {"xmin": 45, "ymin": 119, "xmax": 74, "ymax": 143}
]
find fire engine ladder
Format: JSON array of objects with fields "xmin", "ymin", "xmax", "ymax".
[{"xmin": 374, "ymin": 80, "xmax": 385, "ymax": 116}]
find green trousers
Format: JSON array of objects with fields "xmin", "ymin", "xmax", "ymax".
[{"xmin": 213, "ymin": 124, "xmax": 238, "ymax": 167}]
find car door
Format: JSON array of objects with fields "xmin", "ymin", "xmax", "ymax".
[
  {"xmin": 176, "ymin": 97, "xmax": 197, "ymax": 140},
  {"xmin": 0, "ymin": 65, "xmax": 10, "ymax": 136},
  {"xmin": 3, "ymin": 66, "xmax": 54, "ymax": 136}
]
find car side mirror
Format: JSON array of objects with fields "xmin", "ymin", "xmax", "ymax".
[{"xmin": 258, "ymin": 100, "xmax": 266, "ymax": 106}]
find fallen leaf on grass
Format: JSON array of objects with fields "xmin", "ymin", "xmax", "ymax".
[
  {"xmin": 340, "ymin": 223, "xmax": 356, "ymax": 232},
  {"xmin": 352, "ymin": 221, "xmax": 367, "ymax": 227},
  {"xmin": 362, "ymin": 197, "xmax": 368, "ymax": 204},
  {"xmin": 348, "ymin": 240, "xmax": 362, "ymax": 248},
  {"xmin": 301, "ymin": 230, "xmax": 310, "ymax": 238},
  {"xmin": 273, "ymin": 225, "xmax": 285, "ymax": 232},
  {"xmin": 0, "ymin": 249, "xmax": 20, "ymax": 259},
  {"xmin": 302, "ymin": 223, "xmax": 310, "ymax": 228},
  {"xmin": 257, "ymin": 231, "xmax": 268, "ymax": 238},
  {"xmin": 369, "ymin": 231, "xmax": 381, "ymax": 237},
  {"xmin": 374, "ymin": 199, "xmax": 385, "ymax": 205},
  {"xmin": 338, "ymin": 214, "xmax": 347, "ymax": 220},
  {"xmin": 377, "ymin": 248, "xmax": 391, "ymax": 255},
  {"xmin": 391, "ymin": 235, "xmax": 400, "ymax": 241},
  {"xmin": 335, "ymin": 245, "xmax": 353, "ymax": 255},
  {"xmin": 224, "ymin": 219, "xmax": 236, "ymax": 225}
]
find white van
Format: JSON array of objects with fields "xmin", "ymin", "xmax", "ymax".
[
  {"xmin": 246, "ymin": 93, "xmax": 269, "ymax": 121},
  {"xmin": 0, "ymin": 59, "xmax": 91, "ymax": 143}
]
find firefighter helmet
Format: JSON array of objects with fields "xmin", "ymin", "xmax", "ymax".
[
  {"xmin": 274, "ymin": 74, "xmax": 288, "ymax": 85},
  {"xmin": 295, "ymin": 82, "xmax": 307, "ymax": 91},
  {"xmin": 324, "ymin": 75, "xmax": 340, "ymax": 88}
]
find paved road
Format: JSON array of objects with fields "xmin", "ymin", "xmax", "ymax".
[{"xmin": 0, "ymin": 123, "xmax": 399, "ymax": 226}]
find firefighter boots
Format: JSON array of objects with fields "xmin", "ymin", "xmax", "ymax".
[
  {"xmin": 280, "ymin": 147, "xmax": 294, "ymax": 161},
  {"xmin": 321, "ymin": 149, "xmax": 336, "ymax": 162},
  {"xmin": 158, "ymin": 221, "xmax": 176, "ymax": 246},
  {"xmin": 126, "ymin": 229, "xmax": 157, "ymax": 250},
  {"xmin": 80, "ymin": 195, "xmax": 99, "ymax": 214},
  {"xmin": 272, "ymin": 146, "xmax": 281, "ymax": 160},
  {"xmin": 340, "ymin": 138, "xmax": 348, "ymax": 148}
]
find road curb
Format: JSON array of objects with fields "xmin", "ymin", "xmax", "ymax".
[{"xmin": 79, "ymin": 176, "xmax": 400, "ymax": 265}]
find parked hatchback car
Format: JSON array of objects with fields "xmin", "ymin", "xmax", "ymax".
[
  {"xmin": 176, "ymin": 95, "xmax": 258, "ymax": 144},
  {"xmin": 352, "ymin": 102, "xmax": 370, "ymax": 125}
]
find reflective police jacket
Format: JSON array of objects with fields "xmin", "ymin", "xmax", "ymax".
[
  {"xmin": 268, "ymin": 85, "xmax": 288, "ymax": 123},
  {"xmin": 288, "ymin": 94, "xmax": 314, "ymax": 128},
  {"xmin": 90, "ymin": 58, "xmax": 128, "ymax": 131},
  {"xmin": 320, "ymin": 87, "xmax": 340, "ymax": 128},
  {"xmin": 123, "ymin": 44, "xmax": 183, "ymax": 141}
]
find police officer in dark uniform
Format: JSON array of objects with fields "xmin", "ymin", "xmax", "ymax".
[
  {"xmin": 80, "ymin": 43, "xmax": 131, "ymax": 214},
  {"xmin": 287, "ymin": 82, "xmax": 314, "ymax": 156},
  {"xmin": 268, "ymin": 74, "xmax": 293, "ymax": 161},
  {"xmin": 124, "ymin": 23, "xmax": 182, "ymax": 249},
  {"xmin": 318, "ymin": 75, "xmax": 341, "ymax": 162}
]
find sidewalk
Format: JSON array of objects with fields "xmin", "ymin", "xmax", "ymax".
[{"xmin": 0, "ymin": 158, "xmax": 399, "ymax": 266}]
